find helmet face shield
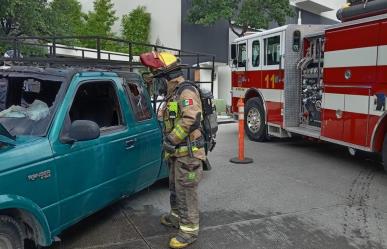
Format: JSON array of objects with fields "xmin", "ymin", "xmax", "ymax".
[{"xmin": 152, "ymin": 77, "xmax": 168, "ymax": 97}]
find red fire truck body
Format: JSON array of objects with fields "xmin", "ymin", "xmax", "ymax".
[{"xmin": 231, "ymin": 12, "xmax": 387, "ymax": 165}]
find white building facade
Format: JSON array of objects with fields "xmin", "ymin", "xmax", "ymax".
[
  {"xmin": 79, "ymin": 0, "xmax": 182, "ymax": 49},
  {"xmin": 291, "ymin": 0, "xmax": 346, "ymax": 21}
]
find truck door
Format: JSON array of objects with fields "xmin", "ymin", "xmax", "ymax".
[
  {"xmin": 122, "ymin": 75, "xmax": 163, "ymax": 192},
  {"xmin": 51, "ymin": 76, "xmax": 141, "ymax": 226},
  {"xmin": 261, "ymin": 31, "xmax": 284, "ymax": 126},
  {"xmin": 323, "ymin": 23, "xmax": 379, "ymax": 145},
  {"xmin": 231, "ymin": 41, "xmax": 248, "ymax": 112},
  {"xmin": 246, "ymin": 38, "xmax": 262, "ymax": 88}
]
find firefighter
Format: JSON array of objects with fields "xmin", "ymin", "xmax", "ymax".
[{"xmin": 140, "ymin": 51, "xmax": 205, "ymax": 249}]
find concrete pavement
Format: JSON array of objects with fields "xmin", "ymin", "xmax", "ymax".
[{"xmin": 49, "ymin": 123, "xmax": 387, "ymax": 249}]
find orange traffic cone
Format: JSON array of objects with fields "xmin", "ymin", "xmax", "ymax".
[{"xmin": 230, "ymin": 98, "xmax": 253, "ymax": 164}]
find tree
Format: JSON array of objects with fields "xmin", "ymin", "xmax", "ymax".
[
  {"xmin": 121, "ymin": 6, "xmax": 151, "ymax": 55},
  {"xmin": 49, "ymin": 0, "xmax": 84, "ymax": 37},
  {"xmin": 0, "ymin": 0, "xmax": 49, "ymax": 37},
  {"xmin": 187, "ymin": 0, "xmax": 294, "ymax": 37},
  {"xmin": 80, "ymin": 0, "xmax": 118, "ymax": 49}
]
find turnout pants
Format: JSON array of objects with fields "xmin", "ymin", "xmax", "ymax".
[{"xmin": 169, "ymin": 156, "xmax": 203, "ymax": 235}]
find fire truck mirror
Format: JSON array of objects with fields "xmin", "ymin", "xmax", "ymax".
[{"xmin": 293, "ymin": 30, "xmax": 301, "ymax": 52}]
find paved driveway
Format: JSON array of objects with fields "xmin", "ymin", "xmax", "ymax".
[{"xmin": 48, "ymin": 123, "xmax": 387, "ymax": 249}]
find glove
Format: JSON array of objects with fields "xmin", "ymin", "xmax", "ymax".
[{"xmin": 163, "ymin": 137, "xmax": 176, "ymax": 154}]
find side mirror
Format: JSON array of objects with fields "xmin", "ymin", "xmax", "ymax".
[{"xmin": 63, "ymin": 120, "xmax": 100, "ymax": 144}]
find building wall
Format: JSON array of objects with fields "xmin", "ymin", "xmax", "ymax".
[
  {"xmin": 286, "ymin": 7, "xmax": 339, "ymax": 26},
  {"xmin": 180, "ymin": 0, "xmax": 230, "ymax": 65},
  {"xmin": 289, "ymin": 0, "xmax": 346, "ymax": 21},
  {"xmin": 320, "ymin": 0, "xmax": 347, "ymax": 20},
  {"xmin": 79, "ymin": 0, "xmax": 181, "ymax": 49}
]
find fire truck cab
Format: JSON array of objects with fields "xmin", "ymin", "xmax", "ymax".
[{"xmin": 231, "ymin": 3, "xmax": 387, "ymax": 170}]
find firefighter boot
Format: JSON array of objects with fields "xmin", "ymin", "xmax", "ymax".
[
  {"xmin": 160, "ymin": 211, "xmax": 180, "ymax": 229},
  {"xmin": 169, "ymin": 231, "xmax": 197, "ymax": 249},
  {"xmin": 169, "ymin": 224, "xmax": 199, "ymax": 249}
]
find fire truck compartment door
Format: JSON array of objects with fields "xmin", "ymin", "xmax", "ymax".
[
  {"xmin": 321, "ymin": 91, "xmax": 344, "ymax": 141},
  {"xmin": 343, "ymin": 91, "xmax": 370, "ymax": 147},
  {"xmin": 377, "ymin": 21, "xmax": 387, "ymax": 88},
  {"xmin": 323, "ymin": 21, "xmax": 380, "ymax": 146}
]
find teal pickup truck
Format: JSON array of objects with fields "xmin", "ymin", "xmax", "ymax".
[{"xmin": 0, "ymin": 66, "xmax": 168, "ymax": 248}]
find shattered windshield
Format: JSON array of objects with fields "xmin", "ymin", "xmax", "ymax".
[{"xmin": 0, "ymin": 76, "xmax": 63, "ymax": 137}]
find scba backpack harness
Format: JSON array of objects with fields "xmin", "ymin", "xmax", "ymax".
[{"xmin": 175, "ymin": 81, "xmax": 218, "ymax": 155}]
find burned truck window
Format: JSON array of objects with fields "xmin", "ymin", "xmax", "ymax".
[
  {"xmin": 3, "ymin": 78, "xmax": 60, "ymax": 109},
  {"xmin": 125, "ymin": 81, "xmax": 152, "ymax": 121},
  {"xmin": 69, "ymin": 81, "xmax": 123, "ymax": 131},
  {"xmin": 0, "ymin": 77, "xmax": 62, "ymax": 136}
]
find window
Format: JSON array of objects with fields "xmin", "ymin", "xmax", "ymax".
[
  {"xmin": 238, "ymin": 43, "xmax": 247, "ymax": 67},
  {"xmin": 264, "ymin": 36, "xmax": 281, "ymax": 66},
  {"xmin": 69, "ymin": 81, "xmax": 123, "ymax": 131},
  {"xmin": 125, "ymin": 81, "xmax": 152, "ymax": 121},
  {"xmin": 252, "ymin": 40, "xmax": 260, "ymax": 67},
  {"xmin": 293, "ymin": 30, "xmax": 301, "ymax": 52},
  {"xmin": 231, "ymin": 44, "xmax": 237, "ymax": 66},
  {"xmin": 0, "ymin": 77, "xmax": 62, "ymax": 136}
]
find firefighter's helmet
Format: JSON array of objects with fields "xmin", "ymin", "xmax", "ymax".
[
  {"xmin": 140, "ymin": 51, "xmax": 180, "ymax": 72},
  {"xmin": 140, "ymin": 51, "xmax": 184, "ymax": 96}
]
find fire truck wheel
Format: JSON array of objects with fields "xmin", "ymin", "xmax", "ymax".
[
  {"xmin": 382, "ymin": 134, "xmax": 387, "ymax": 172},
  {"xmin": 245, "ymin": 97, "xmax": 267, "ymax": 142}
]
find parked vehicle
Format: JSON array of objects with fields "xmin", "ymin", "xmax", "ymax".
[
  {"xmin": 230, "ymin": 1, "xmax": 387, "ymax": 169},
  {"xmin": 0, "ymin": 37, "xmax": 215, "ymax": 248}
]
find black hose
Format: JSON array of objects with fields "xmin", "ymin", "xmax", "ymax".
[{"xmin": 337, "ymin": 0, "xmax": 387, "ymax": 22}]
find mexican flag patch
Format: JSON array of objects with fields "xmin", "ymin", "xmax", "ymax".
[{"xmin": 182, "ymin": 99, "xmax": 193, "ymax": 107}]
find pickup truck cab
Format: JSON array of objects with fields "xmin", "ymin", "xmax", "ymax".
[{"xmin": 0, "ymin": 66, "xmax": 167, "ymax": 248}]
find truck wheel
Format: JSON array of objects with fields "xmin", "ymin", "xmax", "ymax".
[
  {"xmin": 382, "ymin": 134, "xmax": 387, "ymax": 172},
  {"xmin": 245, "ymin": 97, "xmax": 267, "ymax": 142},
  {"xmin": 0, "ymin": 216, "xmax": 24, "ymax": 249}
]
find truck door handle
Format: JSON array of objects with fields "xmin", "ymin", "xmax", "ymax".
[{"xmin": 125, "ymin": 139, "xmax": 137, "ymax": 150}]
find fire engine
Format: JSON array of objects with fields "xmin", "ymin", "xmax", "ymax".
[{"xmin": 230, "ymin": 0, "xmax": 387, "ymax": 170}]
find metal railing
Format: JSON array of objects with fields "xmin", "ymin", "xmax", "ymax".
[
  {"xmin": 0, "ymin": 36, "xmax": 215, "ymax": 84},
  {"xmin": 0, "ymin": 36, "xmax": 216, "ymax": 111}
]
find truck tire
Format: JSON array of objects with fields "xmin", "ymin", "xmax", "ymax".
[
  {"xmin": 245, "ymin": 97, "xmax": 267, "ymax": 142},
  {"xmin": 382, "ymin": 134, "xmax": 387, "ymax": 172},
  {"xmin": 0, "ymin": 216, "xmax": 24, "ymax": 249}
]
